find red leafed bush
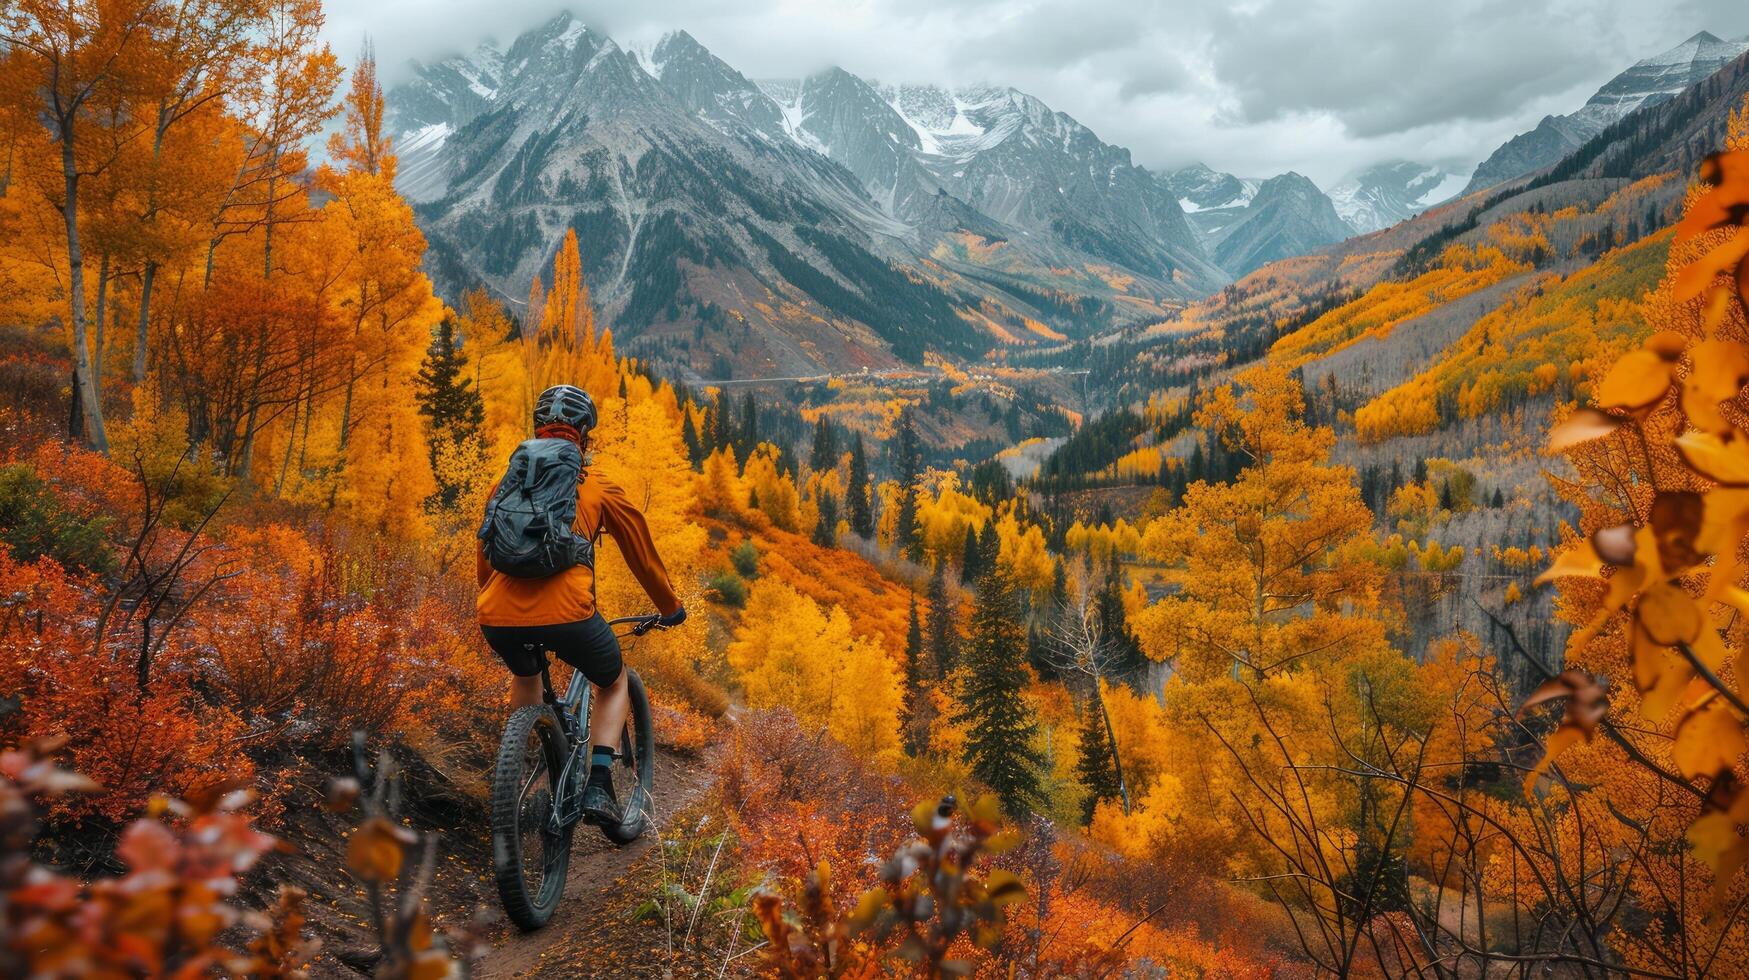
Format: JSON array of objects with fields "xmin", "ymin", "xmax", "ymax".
[
  {"xmin": 0, "ymin": 740, "xmax": 314, "ymax": 977},
  {"xmin": 0, "ymin": 550, "xmax": 255, "ymax": 824}
]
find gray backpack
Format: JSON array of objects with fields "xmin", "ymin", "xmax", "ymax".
[{"xmin": 478, "ymin": 438, "xmax": 595, "ymax": 578}]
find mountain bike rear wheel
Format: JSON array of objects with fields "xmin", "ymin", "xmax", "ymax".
[
  {"xmin": 600, "ymin": 669, "xmax": 656, "ymax": 845},
  {"xmin": 491, "ymin": 704, "xmax": 575, "ymax": 930}
]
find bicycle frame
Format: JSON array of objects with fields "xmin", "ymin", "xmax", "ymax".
[{"xmin": 536, "ymin": 613, "xmax": 663, "ymax": 831}]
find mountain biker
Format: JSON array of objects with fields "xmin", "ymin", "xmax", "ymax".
[{"xmin": 477, "ymin": 383, "xmax": 686, "ymax": 826}]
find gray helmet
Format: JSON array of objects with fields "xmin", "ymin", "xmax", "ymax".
[{"xmin": 534, "ymin": 384, "xmax": 597, "ymax": 433}]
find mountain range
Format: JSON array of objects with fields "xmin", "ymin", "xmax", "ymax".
[
  {"xmin": 1464, "ymin": 31, "xmax": 1749, "ymax": 194},
  {"xmin": 385, "ymin": 15, "xmax": 1749, "ymax": 378},
  {"xmin": 386, "ymin": 14, "xmax": 1248, "ymax": 378}
]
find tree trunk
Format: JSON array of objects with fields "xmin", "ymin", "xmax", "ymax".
[
  {"xmin": 61, "ymin": 137, "xmax": 108, "ymax": 453},
  {"xmin": 1093, "ymin": 682, "xmax": 1132, "ymax": 815},
  {"xmin": 93, "ymin": 252, "xmax": 109, "ymax": 381},
  {"xmin": 133, "ymin": 261, "xmax": 156, "ymax": 382}
]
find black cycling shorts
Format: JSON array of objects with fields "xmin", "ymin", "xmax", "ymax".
[{"xmin": 481, "ymin": 614, "xmax": 624, "ymax": 686}]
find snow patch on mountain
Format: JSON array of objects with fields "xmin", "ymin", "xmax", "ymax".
[{"xmin": 1329, "ymin": 162, "xmax": 1464, "ymax": 233}]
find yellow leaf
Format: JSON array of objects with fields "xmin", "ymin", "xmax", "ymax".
[
  {"xmin": 1688, "ymin": 811, "xmax": 1741, "ymax": 871},
  {"xmin": 1673, "ymin": 704, "xmax": 1747, "ymax": 780},
  {"xmin": 1637, "ymin": 582, "xmax": 1703, "ymax": 645},
  {"xmin": 1535, "ymin": 540, "xmax": 1603, "ymax": 585},
  {"xmin": 1523, "ymin": 724, "xmax": 1587, "ymax": 797},
  {"xmin": 984, "ymin": 869, "xmax": 1026, "ymax": 907},
  {"xmin": 1640, "ymin": 658, "xmax": 1694, "ymax": 724},
  {"xmin": 1674, "ymin": 232, "xmax": 1749, "ymax": 302},
  {"xmin": 1683, "ymin": 340, "xmax": 1749, "ymax": 433},
  {"xmin": 1644, "ymin": 330, "xmax": 1691, "ymax": 359},
  {"xmin": 1595, "ymin": 349, "xmax": 1671, "ymax": 409},
  {"xmin": 848, "ymin": 888, "xmax": 888, "ymax": 932},
  {"xmin": 1677, "ymin": 430, "xmax": 1749, "ymax": 486}
]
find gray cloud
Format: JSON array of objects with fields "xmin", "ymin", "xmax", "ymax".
[{"xmin": 321, "ymin": 0, "xmax": 1749, "ymax": 186}]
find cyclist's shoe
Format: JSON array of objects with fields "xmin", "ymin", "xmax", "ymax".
[{"xmin": 582, "ymin": 770, "xmax": 622, "ymax": 826}]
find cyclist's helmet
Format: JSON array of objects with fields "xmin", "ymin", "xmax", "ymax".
[{"xmin": 534, "ymin": 384, "xmax": 597, "ymax": 434}]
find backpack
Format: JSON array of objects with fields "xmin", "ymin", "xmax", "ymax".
[{"xmin": 478, "ymin": 437, "xmax": 595, "ymax": 579}]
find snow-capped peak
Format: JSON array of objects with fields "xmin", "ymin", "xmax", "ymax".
[{"xmin": 1327, "ymin": 160, "xmax": 1463, "ymax": 233}]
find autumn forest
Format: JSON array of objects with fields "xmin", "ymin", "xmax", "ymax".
[{"xmin": 5, "ymin": 1, "xmax": 1749, "ymax": 977}]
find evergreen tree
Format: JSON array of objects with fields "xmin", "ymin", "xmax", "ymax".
[
  {"xmin": 955, "ymin": 571, "xmax": 1043, "ymax": 817},
  {"xmin": 1095, "ymin": 564, "xmax": 1144, "ymax": 681},
  {"xmin": 976, "ymin": 521, "xmax": 1000, "ymax": 571},
  {"xmin": 903, "ymin": 590, "xmax": 930, "ymax": 755},
  {"xmin": 813, "ymin": 491, "xmax": 838, "ymax": 548},
  {"xmin": 1027, "ymin": 625, "xmax": 1056, "ymax": 682},
  {"xmin": 808, "ymin": 417, "xmax": 838, "ymax": 474},
  {"xmin": 848, "ymin": 435, "xmax": 874, "ymax": 538},
  {"xmin": 413, "ymin": 315, "xmax": 485, "ymax": 508},
  {"xmin": 1074, "ymin": 704, "xmax": 1122, "ymax": 825},
  {"xmin": 926, "ymin": 561, "xmax": 960, "ymax": 680},
  {"xmin": 738, "ymin": 393, "xmax": 760, "ymax": 460},
  {"xmin": 959, "ymin": 523, "xmax": 980, "ymax": 585},
  {"xmin": 681, "ymin": 406, "xmax": 702, "ymax": 466},
  {"xmin": 701, "ymin": 398, "xmax": 723, "ymax": 453},
  {"xmin": 893, "ymin": 409, "xmax": 922, "ymax": 559}
]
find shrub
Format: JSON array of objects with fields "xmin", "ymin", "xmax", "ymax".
[
  {"xmin": 707, "ymin": 569, "xmax": 747, "ymax": 607},
  {"xmin": 0, "ymin": 463, "xmax": 113, "ymax": 572},
  {"xmin": 730, "ymin": 539, "xmax": 759, "ymax": 578},
  {"xmin": 0, "ymin": 738, "xmax": 311, "ymax": 976}
]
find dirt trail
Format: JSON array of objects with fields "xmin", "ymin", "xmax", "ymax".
[{"xmin": 471, "ymin": 747, "xmax": 720, "ymax": 978}]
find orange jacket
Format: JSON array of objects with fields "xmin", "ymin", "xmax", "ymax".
[{"xmin": 476, "ymin": 472, "xmax": 681, "ymax": 627}]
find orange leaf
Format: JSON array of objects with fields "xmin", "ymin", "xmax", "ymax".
[
  {"xmin": 1677, "ymin": 430, "xmax": 1749, "ymax": 486},
  {"xmin": 1682, "ymin": 340, "xmax": 1749, "ymax": 433},
  {"xmin": 1523, "ymin": 723, "xmax": 1587, "ymax": 797},
  {"xmin": 1673, "ymin": 704, "xmax": 1746, "ymax": 780},
  {"xmin": 1546, "ymin": 408, "xmax": 1622, "ymax": 453},
  {"xmin": 1594, "ymin": 349, "xmax": 1671, "ymax": 410},
  {"xmin": 1535, "ymin": 540, "xmax": 1603, "ymax": 585},
  {"xmin": 1673, "ymin": 232, "xmax": 1749, "ymax": 302},
  {"xmin": 1637, "ymin": 582, "xmax": 1703, "ymax": 646},
  {"xmin": 345, "ymin": 817, "xmax": 414, "ymax": 883}
]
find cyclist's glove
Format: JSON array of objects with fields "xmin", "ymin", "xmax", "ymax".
[{"xmin": 658, "ymin": 605, "xmax": 687, "ymax": 628}]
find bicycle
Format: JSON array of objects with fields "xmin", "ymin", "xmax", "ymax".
[{"xmin": 490, "ymin": 614, "xmax": 664, "ymax": 930}]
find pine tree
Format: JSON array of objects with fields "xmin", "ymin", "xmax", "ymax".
[
  {"xmin": 926, "ymin": 561, "xmax": 959, "ymax": 680},
  {"xmin": 414, "ymin": 315, "xmax": 485, "ymax": 508},
  {"xmin": 809, "ymin": 417, "xmax": 838, "ymax": 474},
  {"xmin": 976, "ymin": 521, "xmax": 999, "ymax": 572},
  {"xmin": 1095, "ymin": 565, "xmax": 1144, "ymax": 681},
  {"xmin": 959, "ymin": 523, "xmax": 980, "ymax": 585},
  {"xmin": 738, "ymin": 393, "xmax": 760, "ymax": 461},
  {"xmin": 893, "ymin": 409, "xmax": 922, "ymax": 559},
  {"xmin": 701, "ymin": 399, "xmax": 723, "ymax": 453},
  {"xmin": 813, "ymin": 491, "xmax": 838, "ymax": 548},
  {"xmin": 903, "ymin": 590, "xmax": 930, "ymax": 755},
  {"xmin": 1074, "ymin": 704, "xmax": 1121, "ymax": 825},
  {"xmin": 955, "ymin": 571, "xmax": 1043, "ymax": 817},
  {"xmin": 681, "ymin": 406, "xmax": 702, "ymax": 466},
  {"xmin": 848, "ymin": 435, "xmax": 874, "ymax": 537}
]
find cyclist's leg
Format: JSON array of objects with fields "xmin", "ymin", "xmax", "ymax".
[
  {"xmin": 480, "ymin": 624, "xmax": 553, "ymax": 708},
  {"xmin": 588, "ymin": 667, "xmax": 629, "ymax": 751},
  {"xmin": 545, "ymin": 615, "xmax": 627, "ymax": 746}
]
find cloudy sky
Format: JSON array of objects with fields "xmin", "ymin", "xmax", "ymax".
[{"xmin": 323, "ymin": 0, "xmax": 1749, "ymax": 187}]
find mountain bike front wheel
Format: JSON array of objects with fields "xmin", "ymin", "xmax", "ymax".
[
  {"xmin": 490, "ymin": 704, "xmax": 575, "ymax": 930},
  {"xmin": 599, "ymin": 669, "xmax": 656, "ymax": 845}
]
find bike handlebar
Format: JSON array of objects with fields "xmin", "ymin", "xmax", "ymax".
[{"xmin": 606, "ymin": 614, "xmax": 666, "ymax": 636}]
